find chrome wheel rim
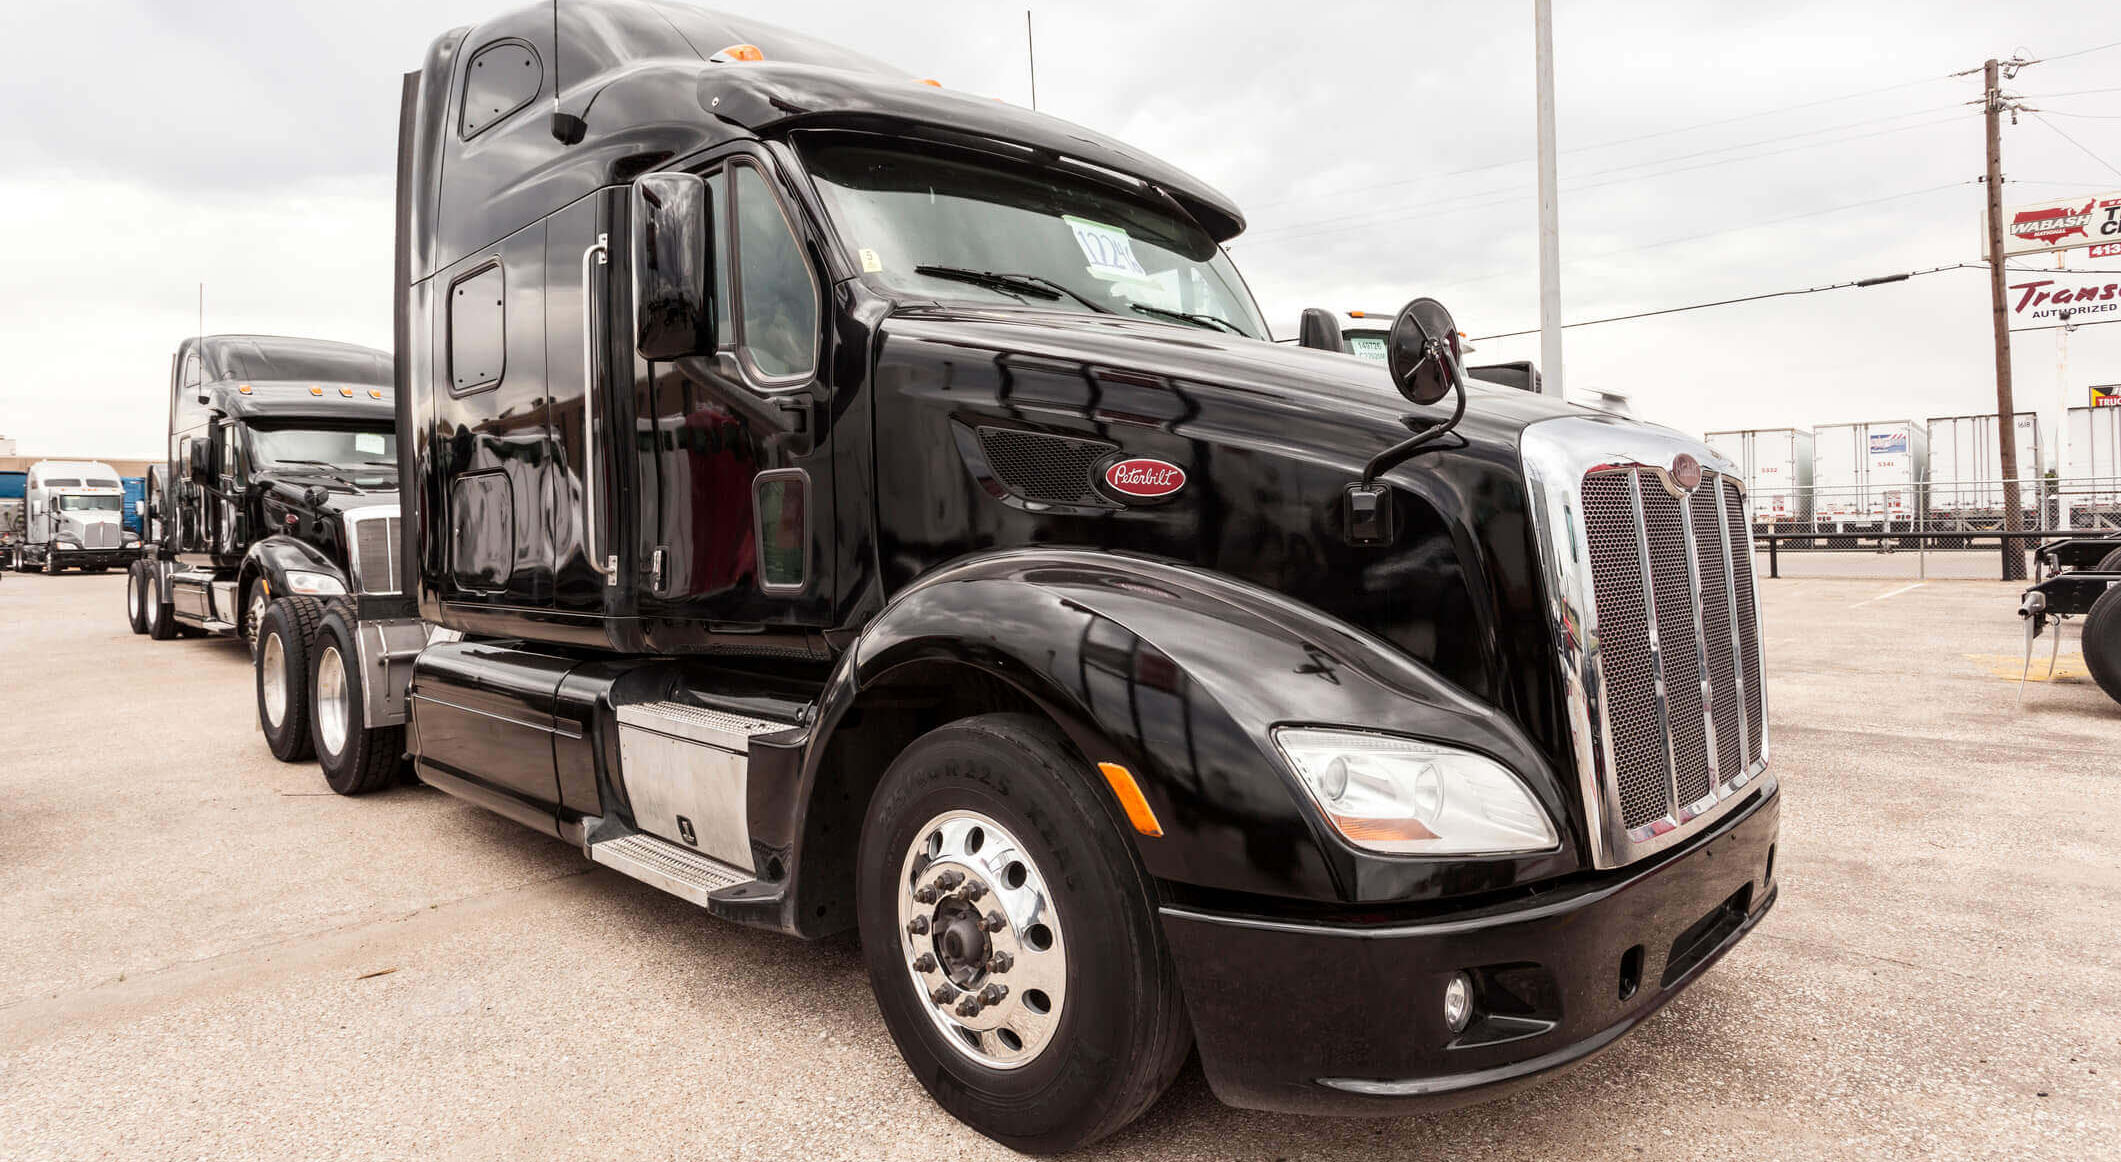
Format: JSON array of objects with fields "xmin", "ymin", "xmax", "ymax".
[
  {"xmin": 316, "ymin": 644, "xmax": 350, "ymax": 757},
  {"xmin": 145, "ymin": 586, "xmax": 160, "ymax": 630},
  {"xmin": 247, "ymin": 591, "xmax": 268, "ymax": 652},
  {"xmin": 897, "ymin": 809, "xmax": 1067, "ymax": 1070},
  {"xmin": 261, "ymin": 632, "xmax": 288, "ymax": 728},
  {"xmin": 128, "ymin": 570, "xmax": 142, "ymax": 622}
]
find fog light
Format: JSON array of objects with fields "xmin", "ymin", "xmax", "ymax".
[{"xmin": 1442, "ymin": 973, "xmax": 1473, "ymax": 1034}]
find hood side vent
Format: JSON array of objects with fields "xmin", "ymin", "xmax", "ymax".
[{"xmin": 971, "ymin": 426, "xmax": 1119, "ymax": 509}]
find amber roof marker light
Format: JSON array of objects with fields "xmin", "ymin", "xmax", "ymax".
[{"xmin": 1097, "ymin": 762, "xmax": 1164, "ymax": 837}]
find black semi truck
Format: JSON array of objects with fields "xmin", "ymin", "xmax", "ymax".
[
  {"xmin": 253, "ymin": 3, "xmax": 1780, "ymax": 1150},
  {"xmin": 129, "ymin": 335, "xmax": 400, "ymax": 672}
]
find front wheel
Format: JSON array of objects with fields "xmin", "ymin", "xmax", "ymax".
[
  {"xmin": 254, "ymin": 596, "xmax": 324, "ymax": 761},
  {"xmin": 856, "ymin": 714, "xmax": 1191, "ymax": 1153},
  {"xmin": 309, "ymin": 602, "xmax": 405, "ymax": 795}
]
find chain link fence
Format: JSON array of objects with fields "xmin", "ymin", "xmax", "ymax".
[{"xmin": 1748, "ymin": 477, "xmax": 2121, "ymax": 580}]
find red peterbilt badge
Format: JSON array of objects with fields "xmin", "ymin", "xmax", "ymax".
[{"xmin": 1103, "ymin": 458, "xmax": 1186, "ymax": 499}]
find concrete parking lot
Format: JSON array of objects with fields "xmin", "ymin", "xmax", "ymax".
[{"xmin": 2, "ymin": 571, "xmax": 2117, "ymax": 1160}]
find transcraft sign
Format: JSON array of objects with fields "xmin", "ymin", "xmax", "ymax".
[
  {"xmin": 1986, "ymin": 191, "xmax": 2121, "ymax": 257},
  {"xmin": 2008, "ymin": 276, "xmax": 2121, "ymax": 324},
  {"xmin": 2095, "ymin": 385, "xmax": 2120, "ymax": 408}
]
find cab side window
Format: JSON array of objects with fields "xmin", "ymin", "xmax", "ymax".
[
  {"xmin": 460, "ymin": 41, "xmax": 542, "ymax": 139},
  {"xmin": 731, "ymin": 164, "xmax": 818, "ymax": 382}
]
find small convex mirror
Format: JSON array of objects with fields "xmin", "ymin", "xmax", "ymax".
[
  {"xmin": 1385, "ymin": 297, "xmax": 1464, "ymax": 406},
  {"xmin": 630, "ymin": 172, "xmax": 717, "ymax": 361}
]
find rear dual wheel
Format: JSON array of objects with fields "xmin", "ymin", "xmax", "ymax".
[
  {"xmin": 125, "ymin": 561, "xmax": 150, "ymax": 634},
  {"xmin": 2084, "ymin": 584, "xmax": 2121, "ymax": 707},
  {"xmin": 856, "ymin": 714, "xmax": 1191, "ymax": 1153}
]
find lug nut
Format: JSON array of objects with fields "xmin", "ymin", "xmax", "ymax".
[
  {"xmin": 978, "ymin": 983, "xmax": 1008, "ymax": 1006},
  {"xmin": 931, "ymin": 984, "xmax": 958, "ymax": 1006},
  {"xmin": 913, "ymin": 885, "xmax": 939, "ymax": 905},
  {"xmin": 981, "ymin": 911, "xmax": 1007, "ymax": 933},
  {"xmin": 911, "ymin": 953, "xmax": 937, "ymax": 973},
  {"xmin": 986, "ymin": 951, "xmax": 1013, "ymax": 973},
  {"xmin": 956, "ymin": 997, "xmax": 984, "ymax": 1018},
  {"xmin": 906, "ymin": 915, "xmax": 929, "ymax": 936},
  {"xmin": 961, "ymin": 880, "xmax": 987, "ymax": 901},
  {"xmin": 934, "ymin": 869, "xmax": 965, "ymax": 890}
]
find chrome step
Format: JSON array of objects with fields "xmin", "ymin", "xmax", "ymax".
[
  {"xmin": 587, "ymin": 832, "xmax": 753, "ymax": 907},
  {"xmin": 614, "ymin": 701, "xmax": 792, "ymax": 751}
]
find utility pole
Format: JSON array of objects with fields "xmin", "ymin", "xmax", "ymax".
[
  {"xmin": 1982, "ymin": 58, "xmax": 2025, "ymax": 580},
  {"xmin": 1025, "ymin": 11, "xmax": 1038, "ymax": 111},
  {"xmin": 1533, "ymin": 0, "xmax": 1565, "ymax": 400}
]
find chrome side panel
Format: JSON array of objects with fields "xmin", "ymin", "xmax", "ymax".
[
  {"xmin": 612, "ymin": 702, "xmax": 789, "ymax": 873},
  {"xmin": 1520, "ymin": 415, "xmax": 1773, "ymax": 869}
]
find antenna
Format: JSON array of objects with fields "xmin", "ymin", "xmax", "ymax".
[
  {"xmin": 1025, "ymin": 11, "xmax": 1038, "ymax": 111},
  {"xmin": 549, "ymin": 0, "xmax": 586, "ymax": 143}
]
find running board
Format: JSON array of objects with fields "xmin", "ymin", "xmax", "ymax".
[{"xmin": 587, "ymin": 832, "xmax": 754, "ymax": 907}]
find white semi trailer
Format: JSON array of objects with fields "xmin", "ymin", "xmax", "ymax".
[
  {"xmin": 1813, "ymin": 421, "xmax": 1927, "ymax": 530},
  {"xmin": 1926, "ymin": 412, "xmax": 2040, "ymax": 523},
  {"xmin": 1704, "ymin": 428, "xmax": 1813, "ymax": 530},
  {"xmin": 2063, "ymin": 405, "xmax": 2121, "ymax": 525}
]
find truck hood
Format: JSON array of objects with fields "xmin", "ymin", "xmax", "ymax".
[
  {"xmin": 258, "ymin": 470, "xmax": 401, "ymax": 515},
  {"xmin": 881, "ymin": 304, "xmax": 1593, "ymax": 476}
]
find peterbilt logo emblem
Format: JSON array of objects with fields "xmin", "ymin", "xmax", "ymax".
[
  {"xmin": 1103, "ymin": 458, "xmax": 1186, "ymax": 499},
  {"xmin": 1670, "ymin": 454, "xmax": 1703, "ymax": 492}
]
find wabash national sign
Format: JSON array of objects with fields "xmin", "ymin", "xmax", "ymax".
[
  {"xmin": 1101, "ymin": 457, "xmax": 1187, "ymax": 501},
  {"xmin": 1989, "ymin": 190, "xmax": 2121, "ymax": 257}
]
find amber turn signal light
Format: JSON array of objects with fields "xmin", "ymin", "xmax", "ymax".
[{"xmin": 1097, "ymin": 762, "xmax": 1163, "ymax": 837}]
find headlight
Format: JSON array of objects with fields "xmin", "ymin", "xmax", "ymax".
[
  {"xmin": 282, "ymin": 570, "xmax": 347, "ymax": 596},
  {"xmin": 1272, "ymin": 728, "xmax": 1560, "ymax": 856}
]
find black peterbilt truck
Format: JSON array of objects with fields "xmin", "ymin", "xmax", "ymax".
[
  {"xmin": 259, "ymin": 2, "xmax": 1780, "ymax": 1150},
  {"xmin": 127, "ymin": 334, "xmax": 399, "ymax": 656}
]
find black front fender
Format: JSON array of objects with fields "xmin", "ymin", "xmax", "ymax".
[
  {"xmin": 243, "ymin": 536, "xmax": 349, "ymax": 599},
  {"xmin": 813, "ymin": 549, "xmax": 1584, "ymax": 907}
]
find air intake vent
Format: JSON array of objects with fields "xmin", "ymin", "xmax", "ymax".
[{"xmin": 974, "ymin": 427, "xmax": 1117, "ymax": 507}]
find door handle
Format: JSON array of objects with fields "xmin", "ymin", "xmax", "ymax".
[{"xmin": 581, "ymin": 232, "xmax": 616, "ymax": 586}]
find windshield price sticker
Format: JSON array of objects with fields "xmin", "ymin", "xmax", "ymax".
[{"xmin": 1064, "ymin": 216, "xmax": 1148, "ymax": 280}]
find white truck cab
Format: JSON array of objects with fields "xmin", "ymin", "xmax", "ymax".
[{"xmin": 18, "ymin": 460, "xmax": 140, "ymax": 574}]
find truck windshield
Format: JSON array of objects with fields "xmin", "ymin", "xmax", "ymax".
[
  {"xmin": 802, "ymin": 141, "xmax": 1269, "ymax": 340},
  {"xmin": 57, "ymin": 495, "xmax": 122, "ymax": 513},
  {"xmin": 249, "ymin": 427, "xmax": 397, "ymax": 471}
]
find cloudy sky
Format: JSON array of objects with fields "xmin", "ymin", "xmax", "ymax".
[{"xmin": 1, "ymin": 0, "xmax": 2117, "ymax": 461}]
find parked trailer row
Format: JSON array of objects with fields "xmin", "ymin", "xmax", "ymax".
[{"xmin": 112, "ymin": 2, "xmax": 1781, "ymax": 1152}]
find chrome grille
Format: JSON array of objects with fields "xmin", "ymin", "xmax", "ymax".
[
  {"xmin": 1522, "ymin": 417, "xmax": 1769, "ymax": 868},
  {"xmin": 85, "ymin": 522, "xmax": 121, "ymax": 549},
  {"xmin": 347, "ymin": 510, "xmax": 402, "ymax": 595}
]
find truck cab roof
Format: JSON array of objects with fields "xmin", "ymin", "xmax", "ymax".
[
  {"xmin": 173, "ymin": 334, "xmax": 394, "ymax": 426},
  {"xmin": 411, "ymin": 0, "xmax": 1244, "ymax": 281}
]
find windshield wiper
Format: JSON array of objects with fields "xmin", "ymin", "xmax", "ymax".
[
  {"xmin": 1127, "ymin": 303, "xmax": 1245, "ymax": 335},
  {"xmin": 914, "ymin": 266, "xmax": 1115, "ymax": 315}
]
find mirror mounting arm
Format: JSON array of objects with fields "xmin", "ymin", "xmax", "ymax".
[{"xmin": 1344, "ymin": 362, "xmax": 1468, "ymax": 547}]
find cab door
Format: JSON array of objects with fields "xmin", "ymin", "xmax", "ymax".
[{"xmin": 629, "ymin": 153, "xmax": 835, "ymax": 651}]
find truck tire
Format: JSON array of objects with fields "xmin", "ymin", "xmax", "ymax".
[
  {"xmin": 144, "ymin": 569, "xmax": 179, "ymax": 640},
  {"xmin": 309, "ymin": 602, "xmax": 405, "ymax": 795},
  {"xmin": 242, "ymin": 580, "xmax": 269, "ymax": 656},
  {"xmin": 2096, "ymin": 547, "xmax": 2121, "ymax": 574},
  {"xmin": 2084, "ymin": 584, "xmax": 2121, "ymax": 707},
  {"xmin": 125, "ymin": 561, "xmax": 150, "ymax": 634},
  {"xmin": 855, "ymin": 713, "xmax": 1191, "ymax": 1153},
  {"xmin": 255, "ymin": 596, "xmax": 324, "ymax": 762}
]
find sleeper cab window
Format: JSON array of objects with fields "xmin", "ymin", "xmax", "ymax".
[
  {"xmin": 460, "ymin": 41, "xmax": 541, "ymax": 139},
  {"xmin": 732, "ymin": 165, "xmax": 819, "ymax": 382},
  {"xmin": 449, "ymin": 262, "xmax": 505, "ymax": 394}
]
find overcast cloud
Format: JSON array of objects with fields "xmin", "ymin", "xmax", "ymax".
[{"xmin": 1, "ymin": 0, "xmax": 2116, "ymax": 459}]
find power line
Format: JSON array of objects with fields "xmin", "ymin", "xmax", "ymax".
[
  {"xmin": 2019, "ymin": 87, "xmax": 2121, "ymax": 99},
  {"xmin": 1418, "ymin": 182, "xmax": 1974, "ymax": 295},
  {"xmin": 2023, "ymin": 37, "xmax": 2121, "ymax": 65},
  {"xmin": 1249, "ymin": 101, "xmax": 1963, "ymax": 214},
  {"xmin": 1467, "ymin": 263, "xmax": 1985, "ymax": 341},
  {"xmin": 1240, "ymin": 114, "xmax": 1969, "ymax": 247},
  {"xmin": 2027, "ymin": 111, "xmax": 2121, "ymax": 181}
]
